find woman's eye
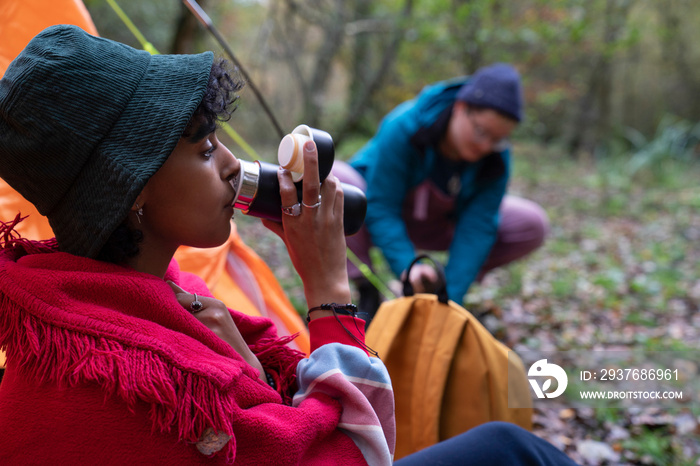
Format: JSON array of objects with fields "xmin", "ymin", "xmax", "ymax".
[{"xmin": 203, "ymin": 146, "xmax": 215, "ymax": 158}]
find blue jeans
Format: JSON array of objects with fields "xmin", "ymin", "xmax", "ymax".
[{"xmin": 394, "ymin": 422, "xmax": 579, "ymax": 466}]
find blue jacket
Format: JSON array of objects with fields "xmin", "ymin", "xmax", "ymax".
[{"xmin": 350, "ymin": 77, "xmax": 510, "ymax": 302}]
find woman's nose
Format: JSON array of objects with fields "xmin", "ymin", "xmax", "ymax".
[{"xmin": 220, "ymin": 145, "xmax": 240, "ymax": 182}]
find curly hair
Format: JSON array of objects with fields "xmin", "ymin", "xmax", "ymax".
[
  {"xmin": 182, "ymin": 57, "xmax": 245, "ymax": 142},
  {"xmin": 97, "ymin": 57, "xmax": 245, "ymax": 264}
]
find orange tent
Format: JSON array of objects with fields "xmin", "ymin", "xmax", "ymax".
[{"xmin": 0, "ymin": 0, "xmax": 310, "ymax": 370}]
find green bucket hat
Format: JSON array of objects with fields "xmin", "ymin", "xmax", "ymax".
[{"xmin": 0, "ymin": 25, "xmax": 213, "ymax": 258}]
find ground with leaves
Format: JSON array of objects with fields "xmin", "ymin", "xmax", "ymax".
[
  {"xmin": 467, "ymin": 145, "xmax": 700, "ymax": 465},
  {"xmin": 236, "ymin": 143, "xmax": 700, "ymax": 466}
]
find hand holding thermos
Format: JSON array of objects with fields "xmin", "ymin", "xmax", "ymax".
[{"xmin": 232, "ymin": 125, "xmax": 366, "ymax": 235}]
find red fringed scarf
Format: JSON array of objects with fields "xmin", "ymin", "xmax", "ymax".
[{"xmin": 0, "ymin": 216, "xmax": 364, "ymax": 464}]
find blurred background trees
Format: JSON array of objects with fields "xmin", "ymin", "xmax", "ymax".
[{"xmin": 84, "ymin": 0, "xmax": 700, "ymax": 162}]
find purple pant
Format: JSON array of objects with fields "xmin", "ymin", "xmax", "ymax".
[{"xmin": 333, "ymin": 161, "xmax": 549, "ymax": 281}]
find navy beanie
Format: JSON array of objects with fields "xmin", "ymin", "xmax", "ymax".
[{"xmin": 456, "ymin": 63, "xmax": 523, "ymax": 122}]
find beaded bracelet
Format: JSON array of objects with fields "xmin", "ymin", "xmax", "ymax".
[
  {"xmin": 306, "ymin": 303, "xmax": 378, "ymax": 357},
  {"xmin": 306, "ymin": 303, "xmax": 358, "ymax": 323}
]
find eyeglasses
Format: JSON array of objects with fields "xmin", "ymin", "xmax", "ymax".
[{"xmin": 467, "ymin": 111, "xmax": 510, "ymax": 152}]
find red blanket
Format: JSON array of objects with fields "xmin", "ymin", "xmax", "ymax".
[{"xmin": 0, "ymin": 224, "xmax": 365, "ymax": 464}]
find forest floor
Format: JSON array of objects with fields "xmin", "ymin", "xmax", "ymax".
[{"xmin": 236, "ymin": 142, "xmax": 700, "ymax": 466}]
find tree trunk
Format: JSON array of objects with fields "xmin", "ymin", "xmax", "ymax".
[
  {"xmin": 170, "ymin": 1, "xmax": 208, "ymax": 54},
  {"xmin": 567, "ymin": 0, "xmax": 632, "ymax": 157},
  {"xmin": 450, "ymin": 0, "xmax": 484, "ymax": 73},
  {"xmin": 658, "ymin": 0, "xmax": 700, "ymax": 119},
  {"xmin": 302, "ymin": 0, "xmax": 347, "ymax": 127},
  {"xmin": 348, "ymin": 0, "xmax": 373, "ymax": 115},
  {"xmin": 335, "ymin": 0, "xmax": 415, "ymax": 143}
]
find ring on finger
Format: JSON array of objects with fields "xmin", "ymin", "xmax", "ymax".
[
  {"xmin": 281, "ymin": 203, "xmax": 301, "ymax": 217},
  {"xmin": 302, "ymin": 195, "xmax": 322, "ymax": 209},
  {"xmin": 190, "ymin": 293, "xmax": 204, "ymax": 313}
]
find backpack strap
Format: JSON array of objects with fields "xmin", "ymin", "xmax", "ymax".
[{"xmin": 402, "ymin": 254, "xmax": 449, "ymax": 304}]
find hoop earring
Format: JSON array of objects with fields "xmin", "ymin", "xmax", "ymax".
[{"xmin": 135, "ymin": 203, "xmax": 144, "ymax": 224}]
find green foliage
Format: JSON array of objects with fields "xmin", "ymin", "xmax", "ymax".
[
  {"xmin": 551, "ymin": 269, "xmax": 578, "ymax": 298},
  {"xmin": 625, "ymin": 115, "xmax": 700, "ymax": 180},
  {"xmin": 463, "ymin": 140, "xmax": 700, "ymax": 328},
  {"xmin": 335, "ymin": 134, "xmax": 372, "ymax": 161},
  {"xmin": 500, "ymin": 263, "xmax": 524, "ymax": 296},
  {"xmin": 592, "ymin": 268, "xmax": 625, "ymax": 293},
  {"xmin": 622, "ymin": 428, "xmax": 674, "ymax": 466},
  {"xmin": 85, "ymin": 0, "xmax": 179, "ymax": 51},
  {"xmin": 87, "ymin": 0, "xmax": 700, "ymax": 152}
]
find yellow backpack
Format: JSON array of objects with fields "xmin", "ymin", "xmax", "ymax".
[{"xmin": 365, "ymin": 256, "xmax": 533, "ymax": 460}]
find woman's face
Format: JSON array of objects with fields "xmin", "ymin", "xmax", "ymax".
[
  {"xmin": 136, "ymin": 131, "xmax": 240, "ymax": 255},
  {"xmin": 443, "ymin": 101, "xmax": 517, "ymax": 163}
]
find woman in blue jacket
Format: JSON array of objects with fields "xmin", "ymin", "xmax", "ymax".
[{"xmin": 336, "ymin": 63, "xmax": 549, "ymax": 318}]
